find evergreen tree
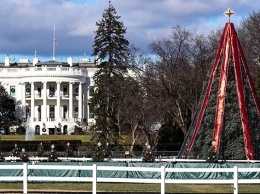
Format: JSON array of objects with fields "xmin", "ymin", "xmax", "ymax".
[
  {"xmin": 92, "ymin": 1, "xmax": 129, "ymax": 66},
  {"xmin": 142, "ymin": 144, "xmax": 155, "ymax": 163},
  {"xmin": 157, "ymin": 121, "xmax": 184, "ymax": 151},
  {"xmin": 48, "ymin": 144, "xmax": 59, "ymax": 162},
  {"xmin": 90, "ymin": 1, "xmax": 129, "ymax": 150},
  {"xmin": 92, "ymin": 142, "xmax": 111, "ymax": 162},
  {"xmin": 36, "ymin": 142, "xmax": 45, "ymax": 157},
  {"xmin": 207, "ymin": 141, "xmax": 218, "ymax": 163},
  {"xmin": 0, "ymin": 152, "xmax": 4, "ymax": 162},
  {"xmin": 20, "ymin": 148, "xmax": 29, "ymax": 162},
  {"xmin": 64, "ymin": 142, "xmax": 75, "ymax": 157},
  {"xmin": 0, "ymin": 84, "xmax": 16, "ymax": 129},
  {"xmin": 11, "ymin": 144, "xmax": 20, "ymax": 157},
  {"xmin": 0, "ymin": 143, "xmax": 4, "ymax": 162}
]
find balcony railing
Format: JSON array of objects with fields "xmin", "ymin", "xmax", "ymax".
[
  {"xmin": 26, "ymin": 93, "xmax": 78, "ymax": 99},
  {"xmin": 31, "ymin": 117, "xmax": 77, "ymax": 122},
  {"xmin": 0, "ymin": 67, "xmax": 88, "ymax": 77}
]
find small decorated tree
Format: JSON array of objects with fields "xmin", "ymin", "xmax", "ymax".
[
  {"xmin": 64, "ymin": 142, "xmax": 75, "ymax": 157},
  {"xmin": 142, "ymin": 144, "xmax": 155, "ymax": 163},
  {"xmin": 48, "ymin": 144, "xmax": 59, "ymax": 162},
  {"xmin": 92, "ymin": 142, "xmax": 111, "ymax": 162},
  {"xmin": 11, "ymin": 144, "xmax": 20, "ymax": 157},
  {"xmin": 207, "ymin": 141, "xmax": 218, "ymax": 163},
  {"xmin": 20, "ymin": 148, "xmax": 29, "ymax": 162},
  {"xmin": 36, "ymin": 142, "xmax": 45, "ymax": 157},
  {"xmin": 0, "ymin": 151, "xmax": 5, "ymax": 162}
]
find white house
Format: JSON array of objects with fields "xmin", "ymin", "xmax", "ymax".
[{"xmin": 0, "ymin": 54, "xmax": 97, "ymax": 135}]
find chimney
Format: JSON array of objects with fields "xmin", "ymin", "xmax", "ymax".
[
  {"xmin": 4, "ymin": 55, "xmax": 10, "ymax": 67},
  {"xmin": 67, "ymin": 56, "xmax": 73, "ymax": 66},
  {"xmin": 33, "ymin": 51, "xmax": 39, "ymax": 66}
]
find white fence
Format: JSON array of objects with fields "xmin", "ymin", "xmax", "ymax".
[{"xmin": 0, "ymin": 163, "xmax": 260, "ymax": 194}]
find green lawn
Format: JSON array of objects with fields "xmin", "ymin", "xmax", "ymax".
[
  {"xmin": 0, "ymin": 134, "xmax": 129, "ymax": 143},
  {"xmin": 1, "ymin": 134, "xmax": 93, "ymax": 143},
  {"xmin": 0, "ymin": 183, "xmax": 260, "ymax": 193}
]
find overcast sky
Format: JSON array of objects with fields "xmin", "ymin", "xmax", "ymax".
[{"xmin": 0, "ymin": 0, "xmax": 258, "ymax": 63}]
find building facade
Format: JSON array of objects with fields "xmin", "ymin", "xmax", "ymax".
[{"xmin": 0, "ymin": 55, "xmax": 97, "ymax": 135}]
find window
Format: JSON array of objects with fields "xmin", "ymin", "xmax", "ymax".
[
  {"xmin": 35, "ymin": 125, "xmax": 40, "ymax": 135},
  {"xmin": 49, "ymin": 105, "xmax": 55, "ymax": 119},
  {"xmin": 10, "ymin": 86, "xmax": 15, "ymax": 97},
  {"xmin": 37, "ymin": 86, "xmax": 41, "ymax": 97},
  {"xmin": 26, "ymin": 106, "xmax": 30, "ymax": 117},
  {"xmin": 74, "ymin": 106, "xmax": 78, "ymax": 118},
  {"xmin": 88, "ymin": 103, "xmax": 94, "ymax": 119},
  {"xmin": 38, "ymin": 106, "xmax": 41, "ymax": 121},
  {"xmin": 63, "ymin": 85, "xmax": 68, "ymax": 96},
  {"xmin": 63, "ymin": 125, "xmax": 68, "ymax": 135},
  {"xmin": 89, "ymin": 86, "xmax": 94, "ymax": 96},
  {"xmin": 26, "ymin": 85, "xmax": 31, "ymax": 97},
  {"xmin": 63, "ymin": 105, "xmax": 67, "ymax": 119},
  {"xmin": 49, "ymin": 85, "xmax": 55, "ymax": 96}
]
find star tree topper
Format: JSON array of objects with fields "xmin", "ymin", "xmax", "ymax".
[{"xmin": 224, "ymin": 8, "xmax": 235, "ymax": 21}]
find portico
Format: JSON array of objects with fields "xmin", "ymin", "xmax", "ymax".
[{"xmin": 0, "ymin": 56, "xmax": 97, "ymax": 135}]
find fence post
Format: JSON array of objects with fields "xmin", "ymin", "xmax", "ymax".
[
  {"xmin": 23, "ymin": 163, "xmax": 28, "ymax": 194},
  {"xmin": 92, "ymin": 164, "xmax": 97, "ymax": 194},
  {"xmin": 161, "ymin": 165, "xmax": 165, "ymax": 194},
  {"xmin": 233, "ymin": 166, "xmax": 238, "ymax": 194}
]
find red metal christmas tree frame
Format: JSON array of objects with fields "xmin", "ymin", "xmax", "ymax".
[{"xmin": 181, "ymin": 22, "xmax": 260, "ymax": 160}]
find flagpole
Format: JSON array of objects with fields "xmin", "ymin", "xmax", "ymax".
[{"xmin": 53, "ymin": 23, "xmax": 55, "ymax": 61}]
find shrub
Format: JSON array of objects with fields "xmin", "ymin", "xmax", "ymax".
[{"xmin": 16, "ymin": 126, "xmax": 26, "ymax": 135}]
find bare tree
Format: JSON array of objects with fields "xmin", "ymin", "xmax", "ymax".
[
  {"xmin": 146, "ymin": 25, "xmax": 215, "ymax": 137},
  {"xmin": 238, "ymin": 11, "xmax": 260, "ymax": 70},
  {"xmin": 119, "ymin": 45, "xmax": 161, "ymax": 150},
  {"xmin": 118, "ymin": 26, "xmax": 218, "ymax": 151},
  {"xmin": 238, "ymin": 11, "xmax": 260, "ymax": 98}
]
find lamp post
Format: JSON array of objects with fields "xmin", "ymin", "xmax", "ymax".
[
  {"xmin": 145, "ymin": 142, "xmax": 151, "ymax": 150},
  {"xmin": 0, "ymin": 134, "xmax": 1, "ymax": 151},
  {"xmin": 58, "ymin": 123, "xmax": 61, "ymax": 129},
  {"xmin": 58, "ymin": 122, "xmax": 62, "ymax": 134}
]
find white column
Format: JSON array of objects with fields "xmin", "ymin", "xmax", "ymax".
[
  {"xmin": 30, "ymin": 82, "xmax": 35, "ymax": 122},
  {"xmin": 69, "ymin": 82, "xmax": 73, "ymax": 120},
  {"xmin": 56, "ymin": 82, "xmax": 61, "ymax": 121},
  {"xmin": 43, "ymin": 82, "xmax": 47, "ymax": 122},
  {"xmin": 82, "ymin": 93, "xmax": 85, "ymax": 120},
  {"xmin": 78, "ymin": 82, "xmax": 83, "ymax": 120},
  {"xmin": 21, "ymin": 83, "xmax": 26, "ymax": 118}
]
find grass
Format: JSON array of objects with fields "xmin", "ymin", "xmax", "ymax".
[
  {"xmin": 1, "ymin": 134, "xmax": 129, "ymax": 143},
  {"xmin": 0, "ymin": 183, "xmax": 260, "ymax": 193},
  {"xmin": 0, "ymin": 134, "xmax": 93, "ymax": 143}
]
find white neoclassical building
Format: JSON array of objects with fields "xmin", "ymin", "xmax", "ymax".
[{"xmin": 0, "ymin": 54, "xmax": 97, "ymax": 135}]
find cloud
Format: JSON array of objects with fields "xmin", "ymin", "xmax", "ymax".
[{"xmin": 0, "ymin": 0, "xmax": 258, "ymax": 62}]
